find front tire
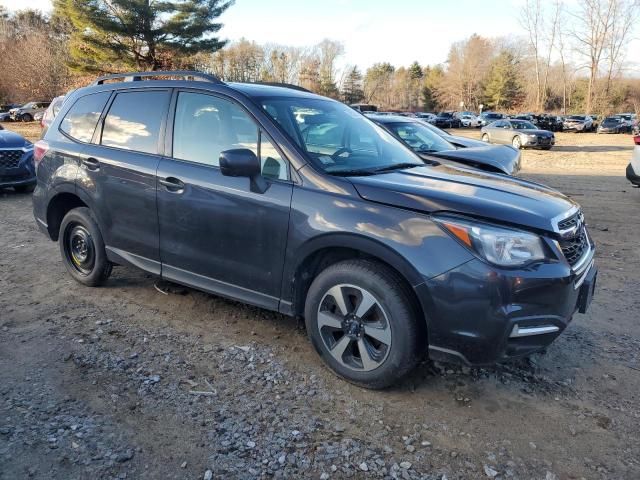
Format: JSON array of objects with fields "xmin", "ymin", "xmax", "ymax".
[
  {"xmin": 59, "ymin": 207, "xmax": 112, "ymax": 286},
  {"xmin": 512, "ymin": 136, "xmax": 522, "ymax": 149},
  {"xmin": 304, "ymin": 260, "xmax": 422, "ymax": 389},
  {"xmin": 482, "ymin": 133, "xmax": 490, "ymax": 143},
  {"xmin": 21, "ymin": 113, "xmax": 33, "ymax": 122}
]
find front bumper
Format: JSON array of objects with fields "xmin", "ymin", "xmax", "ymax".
[
  {"xmin": 522, "ymin": 136, "xmax": 555, "ymax": 148},
  {"xmin": 419, "ymin": 246, "xmax": 596, "ymax": 366},
  {"xmin": 564, "ymin": 124, "xmax": 587, "ymax": 131},
  {"xmin": 626, "ymin": 163, "xmax": 640, "ymax": 186},
  {"xmin": 0, "ymin": 149, "xmax": 36, "ymax": 187}
]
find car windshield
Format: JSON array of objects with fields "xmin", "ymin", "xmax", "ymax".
[
  {"xmin": 603, "ymin": 117, "xmax": 620, "ymax": 124},
  {"xmin": 568, "ymin": 116, "xmax": 585, "ymax": 121},
  {"xmin": 21, "ymin": 102, "xmax": 36, "ymax": 108},
  {"xmin": 384, "ymin": 121, "xmax": 454, "ymax": 153},
  {"xmin": 511, "ymin": 121, "xmax": 537, "ymax": 130},
  {"xmin": 484, "ymin": 113, "xmax": 501, "ymax": 119},
  {"xmin": 260, "ymin": 97, "xmax": 423, "ymax": 175}
]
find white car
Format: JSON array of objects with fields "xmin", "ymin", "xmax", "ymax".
[
  {"xmin": 460, "ymin": 114, "xmax": 481, "ymax": 128},
  {"xmin": 627, "ymin": 134, "xmax": 640, "ymax": 187}
]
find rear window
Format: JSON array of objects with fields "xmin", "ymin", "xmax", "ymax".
[
  {"xmin": 59, "ymin": 92, "xmax": 110, "ymax": 143},
  {"xmin": 101, "ymin": 90, "xmax": 169, "ymax": 154}
]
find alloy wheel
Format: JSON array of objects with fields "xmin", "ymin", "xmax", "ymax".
[{"xmin": 316, "ymin": 284, "xmax": 391, "ymax": 372}]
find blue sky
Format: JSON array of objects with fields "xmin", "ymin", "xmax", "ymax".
[{"xmin": 3, "ymin": 0, "xmax": 639, "ymax": 73}]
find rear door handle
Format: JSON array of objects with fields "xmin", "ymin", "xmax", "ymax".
[
  {"xmin": 158, "ymin": 177, "xmax": 185, "ymax": 193},
  {"xmin": 81, "ymin": 157, "xmax": 100, "ymax": 171}
]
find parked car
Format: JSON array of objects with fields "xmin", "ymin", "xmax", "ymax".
[
  {"xmin": 351, "ymin": 104, "xmax": 378, "ymax": 113},
  {"xmin": 40, "ymin": 95, "xmax": 67, "ymax": 131},
  {"xmin": 459, "ymin": 114, "xmax": 481, "ymax": 128},
  {"xmin": 479, "ymin": 112, "xmax": 505, "ymax": 126},
  {"xmin": 414, "ymin": 112, "xmax": 437, "ymax": 123},
  {"xmin": 33, "ymin": 71, "xmax": 597, "ymax": 389},
  {"xmin": 0, "ymin": 103, "xmax": 20, "ymax": 122},
  {"xmin": 434, "ymin": 111, "xmax": 461, "ymax": 128},
  {"xmin": 370, "ymin": 114, "xmax": 521, "ymax": 175},
  {"xmin": 598, "ymin": 116, "xmax": 631, "ymax": 134},
  {"xmin": 417, "ymin": 120, "xmax": 490, "ymax": 148},
  {"xmin": 626, "ymin": 134, "xmax": 640, "ymax": 187},
  {"xmin": 563, "ymin": 115, "xmax": 593, "ymax": 132},
  {"xmin": 481, "ymin": 119, "xmax": 555, "ymax": 149},
  {"xmin": 0, "ymin": 125, "xmax": 36, "ymax": 192},
  {"xmin": 534, "ymin": 114, "xmax": 564, "ymax": 132},
  {"xmin": 9, "ymin": 101, "xmax": 51, "ymax": 122}
]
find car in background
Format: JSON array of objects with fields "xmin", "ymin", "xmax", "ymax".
[
  {"xmin": 9, "ymin": 101, "xmax": 51, "ymax": 122},
  {"xmin": 598, "ymin": 116, "xmax": 631, "ymax": 134},
  {"xmin": 626, "ymin": 134, "xmax": 640, "ymax": 187},
  {"xmin": 370, "ymin": 114, "xmax": 521, "ymax": 175},
  {"xmin": 0, "ymin": 124, "xmax": 36, "ymax": 192},
  {"xmin": 0, "ymin": 104, "xmax": 20, "ymax": 122},
  {"xmin": 563, "ymin": 115, "xmax": 594, "ymax": 132},
  {"xmin": 479, "ymin": 111, "xmax": 505, "ymax": 126},
  {"xmin": 416, "ymin": 119, "xmax": 490, "ymax": 148},
  {"xmin": 615, "ymin": 114, "xmax": 636, "ymax": 132},
  {"xmin": 459, "ymin": 114, "xmax": 481, "ymax": 128},
  {"xmin": 414, "ymin": 112, "xmax": 437, "ymax": 123},
  {"xmin": 481, "ymin": 118, "xmax": 555, "ymax": 150},
  {"xmin": 534, "ymin": 114, "xmax": 564, "ymax": 132},
  {"xmin": 434, "ymin": 111, "xmax": 461, "ymax": 128},
  {"xmin": 40, "ymin": 95, "xmax": 66, "ymax": 131},
  {"xmin": 350, "ymin": 104, "xmax": 378, "ymax": 113}
]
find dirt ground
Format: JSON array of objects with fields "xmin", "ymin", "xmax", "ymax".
[{"xmin": 1, "ymin": 122, "xmax": 639, "ymax": 480}]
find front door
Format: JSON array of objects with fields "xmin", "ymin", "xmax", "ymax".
[{"xmin": 157, "ymin": 91, "xmax": 293, "ymax": 310}]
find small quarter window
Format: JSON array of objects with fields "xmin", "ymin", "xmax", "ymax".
[{"xmin": 59, "ymin": 92, "xmax": 110, "ymax": 143}]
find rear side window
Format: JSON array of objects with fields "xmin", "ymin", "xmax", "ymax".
[
  {"xmin": 101, "ymin": 91, "xmax": 169, "ymax": 154},
  {"xmin": 59, "ymin": 92, "xmax": 110, "ymax": 143}
]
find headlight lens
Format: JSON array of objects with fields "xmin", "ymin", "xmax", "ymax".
[{"xmin": 435, "ymin": 217, "xmax": 547, "ymax": 267}]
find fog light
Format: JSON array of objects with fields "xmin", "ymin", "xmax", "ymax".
[{"xmin": 509, "ymin": 324, "xmax": 559, "ymax": 338}]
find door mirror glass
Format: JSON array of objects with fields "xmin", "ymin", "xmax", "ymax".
[{"xmin": 219, "ymin": 148, "xmax": 261, "ymax": 178}]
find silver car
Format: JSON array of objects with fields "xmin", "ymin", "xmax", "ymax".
[
  {"xmin": 9, "ymin": 101, "xmax": 51, "ymax": 122},
  {"xmin": 481, "ymin": 119, "xmax": 555, "ymax": 150}
]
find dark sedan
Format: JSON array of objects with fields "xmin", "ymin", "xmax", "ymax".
[
  {"xmin": 434, "ymin": 112, "xmax": 461, "ymax": 128},
  {"xmin": 0, "ymin": 125, "xmax": 36, "ymax": 192},
  {"xmin": 481, "ymin": 119, "xmax": 555, "ymax": 150},
  {"xmin": 371, "ymin": 115, "xmax": 521, "ymax": 175}
]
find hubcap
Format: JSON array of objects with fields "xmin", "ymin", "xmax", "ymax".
[
  {"xmin": 66, "ymin": 224, "xmax": 95, "ymax": 275},
  {"xmin": 317, "ymin": 284, "xmax": 391, "ymax": 372}
]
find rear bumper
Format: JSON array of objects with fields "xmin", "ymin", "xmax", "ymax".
[
  {"xmin": 419, "ymin": 249, "xmax": 597, "ymax": 366},
  {"xmin": 626, "ymin": 163, "xmax": 640, "ymax": 186}
]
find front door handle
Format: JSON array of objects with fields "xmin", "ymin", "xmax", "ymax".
[
  {"xmin": 159, "ymin": 177, "xmax": 185, "ymax": 193},
  {"xmin": 81, "ymin": 157, "xmax": 100, "ymax": 171}
]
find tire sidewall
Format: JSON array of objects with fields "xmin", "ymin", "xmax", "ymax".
[
  {"xmin": 59, "ymin": 207, "xmax": 110, "ymax": 286},
  {"xmin": 304, "ymin": 261, "xmax": 419, "ymax": 388}
]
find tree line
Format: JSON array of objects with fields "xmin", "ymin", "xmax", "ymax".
[{"xmin": 1, "ymin": 0, "xmax": 638, "ymax": 115}]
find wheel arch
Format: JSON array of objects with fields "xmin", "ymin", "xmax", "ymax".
[
  {"xmin": 46, "ymin": 192, "xmax": 88, "ymax": 241},
  {"xmin": 286, "ymin": 234, "xmax": 429, "ymax": 335}
]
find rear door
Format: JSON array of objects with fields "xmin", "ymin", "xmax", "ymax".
[
  {"xmin": 156, "ymin": 90, "xmax": 293, "ymax": 310},
  {"xmin": 80, "ymin": 89, "xmax": 171, "ymax": 273}
]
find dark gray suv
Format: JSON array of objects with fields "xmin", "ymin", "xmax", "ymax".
[{"xmin": 32, "ymin": 71, "xmax": 597, "ymax": 388}]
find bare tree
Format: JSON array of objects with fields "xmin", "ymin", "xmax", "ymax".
[
  {"xmin": 604, "ymin": 0, "xmax": 639, "ymax": 95},
  {"xmin": 521, "ymin": 0, "xmax": 544, "ymax": 110}
]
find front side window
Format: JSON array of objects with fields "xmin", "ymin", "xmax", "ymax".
[
  {"xmin": 512, "ymin": 121, "xmax": 536, "ymax": 130},
  {"xmin": 101, "ymin": 90, "xmax": 169, "ymax": 154},
  {"xmin": 261, "ymin": 97, "xmax": 422, "ymax": 175},
  {"xmin": 59, "ymin": 92, "xmax": 110, "ymax": 143},
  {"xmin": 173, "ymin": 92, "xmax": 287, "ymax": 179}
]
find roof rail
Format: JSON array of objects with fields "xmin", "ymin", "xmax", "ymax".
[
  {"xmin": 250, "ymin": 82, "xmax": 311, "ymax": 93},
  {"xmin": 91, "ymin": 70, "xmax": 223, "ymax": 86}
]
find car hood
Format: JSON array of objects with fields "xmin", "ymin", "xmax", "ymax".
[
  {"xmin": 349, "ymin": 165, "xmax": 578, "ymax": 233},
  {"xmin": 441, "ymin": 134, "xmax": 486, "ymax": 148},
  {"xmin": 0, "ymin": 130, "xmax": 29, "ymax": 148},
  {"xmin": 425, "ymin": 145, "xmax": 521, "ymax": 175}
]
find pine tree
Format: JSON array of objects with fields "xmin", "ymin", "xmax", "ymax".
[
  {"xmin": 483, "ymin": 51, "xmax": 523, "ymax": 111},
  {"xmin": 53, "ymin": 0, "xmax": 232, "ymax": 73},
  {"xmin": 342, "ymin": 66, "xmax": 364, "ymax": 104}
]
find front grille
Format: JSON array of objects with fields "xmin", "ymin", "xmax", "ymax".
[
  {"xmin": 537, "ymin": 136, "xmax": 550, "ymax": 144},
  {"xmin": 0, "ymin": 150, "xmax": 23, "ymax": 169},
  {"xmin": 558, "ymin": 211, "xmax": 580, "ymax": 231},
  {"xmin": 560, "ymin": 226, "xmax": 588, "ymax": 266}
]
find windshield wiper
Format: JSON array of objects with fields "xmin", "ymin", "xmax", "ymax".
[
  {"xmin": 373, "ymin": 162, "xmax": 423, "ymax": 173},
  {"xmin": 327, "ymin": 169, "xmax": 377, "ymax": 177}
]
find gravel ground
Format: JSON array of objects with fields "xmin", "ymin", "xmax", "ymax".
[{"xmin": 1, "ymin": 124, "xmax": 639, "ymax": 479}]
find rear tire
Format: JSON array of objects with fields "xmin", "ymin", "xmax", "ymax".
[
  {"xmin": 304, "ymin": 260, "xmax": 422, "ymax": 389},
  {"xmin": 59, "ymin": 207, "xmax": 112, "ymax": 287}
]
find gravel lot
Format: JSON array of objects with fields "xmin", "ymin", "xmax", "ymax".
[{"xmin": 1, "ymin": 123, "xmax": 639, "ymax": 479}]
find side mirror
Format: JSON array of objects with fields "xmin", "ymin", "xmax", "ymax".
[{"xmin": 219, "ymin": 148, "xmax": 268, "ymax": 193}]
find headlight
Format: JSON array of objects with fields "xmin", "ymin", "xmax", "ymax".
[
  {"xmin": 528, "ymin": 134, "xmax": 537, "ymax": 138},
  {"xmin": 434, "ymin": 217, "xmax": 547, "ymax": 267}
]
